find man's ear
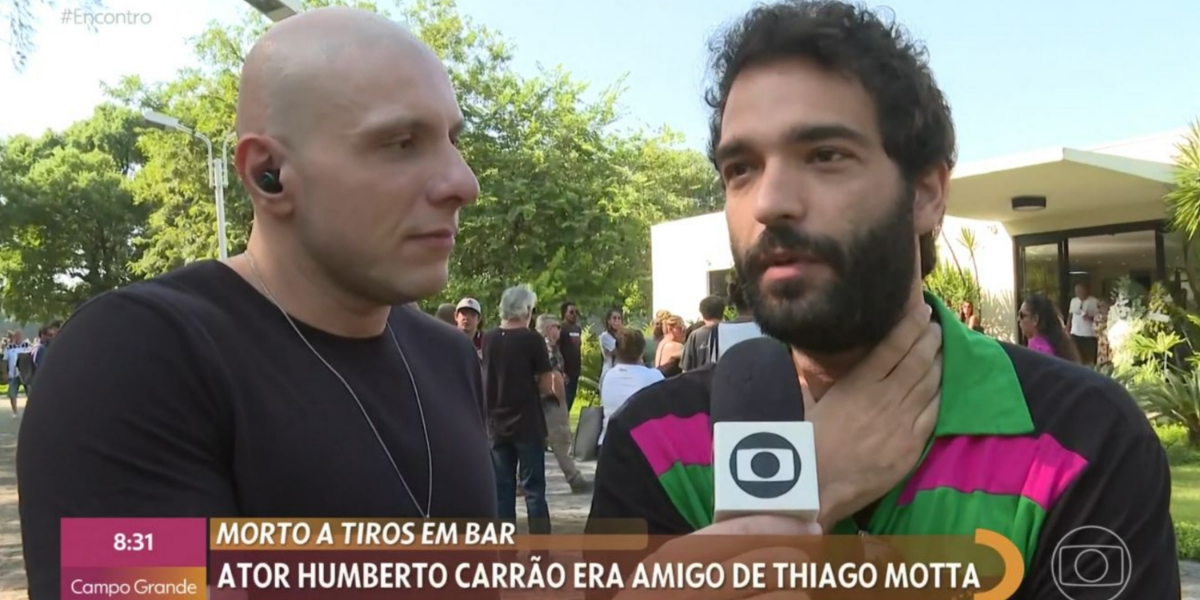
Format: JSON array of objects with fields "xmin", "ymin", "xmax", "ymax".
[
  {"xmin": 235, "ymin": 134, "xmax": 294, "ymax": 218},
  {"xmin": 913, "ymin": 162, "xmax": 950, "ymax": 236}
]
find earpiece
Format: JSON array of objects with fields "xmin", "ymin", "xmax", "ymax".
[{"xmin": 257, "ymin": 169, "xmax": 283, "ymax": 194}]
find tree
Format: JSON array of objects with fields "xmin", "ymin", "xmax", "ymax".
[
  {"xmin": 3, "ymin": 0, "xmax": 104, "ymax": 70},
  {"xmin": 0, "ymin": 104, "xmax": 148, "ymax": 322},
  {"xmin": 1164, "ymin": 121, "xmax": 1200, "ymax": 306},
  {"xmin": 107, "ymin": 0, "xmax": 718, "ymax": 320}
]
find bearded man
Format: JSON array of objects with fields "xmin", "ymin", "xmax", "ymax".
[{"xmin": 586, "ymin": 2, "xmax": 1177, "ymax": 598}]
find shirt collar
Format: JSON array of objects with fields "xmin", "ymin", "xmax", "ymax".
[{"xmin": 927, "ymin": 291, "xmax": 1035, "ymax": 437}]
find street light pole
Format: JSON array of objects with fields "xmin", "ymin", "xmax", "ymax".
[
  {"xmin": 242, "ymin": 0, "xmax": 301, "ymax": 22},
  {"xmin": 215, "ymin": 131, "xmax": 238, "ymax": 263},
  {"xmin": 142, "ymin": 110, "xmax": 228, "ymax": 260}
]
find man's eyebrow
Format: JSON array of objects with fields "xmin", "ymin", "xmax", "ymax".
[
  {"xmin": 354, "ymin": 115, "xmax": 426, "ymax": 139},
  {"xmin": 784, "ymin": 123, "xmax": 872, "ymax": 147},
  {"xmin": 354, "ymin": 115, "xmax": 466, "ymax": 141},
  {"xmin": 713, "ymin": 123, "xmax": 872, "ymax": 164}
]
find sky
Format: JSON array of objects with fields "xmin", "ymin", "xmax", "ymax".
[{"xmin": 1, "ymin": 0, "xmax": 1198, "ymax": 164}]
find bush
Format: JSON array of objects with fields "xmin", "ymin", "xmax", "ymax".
[
  {"xmin": 580, "ymin": 329, "xmax": 602, "ymax": 385},
  {"xmin": 1155, "ymin": 423, "xmax": 1200, "ymax": 465},
  {"xmin": 1177, "ymin": 521, "xmax": 1200, "ymax": 560}
]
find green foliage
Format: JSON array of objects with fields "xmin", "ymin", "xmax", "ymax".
[
  {"xmin": 0, "ymin": 104, "xmax": 149, "ymax": 322},
  {"xmin": 1155, "ymin": 423, "xmax": 1199, "ymax": 465},
  {"xmin": 1127, "ymin": 367, "xmax": 1200, "ymax": 444},
  {"xmin": 1166, "ymin": 121, "xmax": 1200, "ymax": 241},
  {"xmin": 923, "ymin": 261, "xmax": 980, "ymax": 311},
  {"xmin": 931, "ymin": 227, "xmax": 985, "ymax": 318},
  {"xmin": 1176, "ymin": 521, "xmax": 1200, "ymax": 560},
  {"xmin": 579, "ymin": 328, "xmax": 602, "ymax": 385},
  {"xmin": 1164, "ymin": 121, "xmax": 1200, "ymax": 309}
]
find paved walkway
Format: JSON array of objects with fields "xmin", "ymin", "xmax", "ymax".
[{"xmin": 0, "ymin": 421, "xmax": 1195, "ymax": 598}]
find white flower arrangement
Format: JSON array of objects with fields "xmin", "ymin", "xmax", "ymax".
[{"xmin": 1106, "ymin": 277, "xmax": 1147, "ymax": 369}]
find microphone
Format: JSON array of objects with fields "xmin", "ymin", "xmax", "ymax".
[{"xmin": 710, "ymin": 337, "xmax": 820, "ymax": 522}]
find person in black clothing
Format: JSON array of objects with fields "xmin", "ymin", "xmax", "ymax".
[
  {"xmin": 483, "ymin": 285, "xmax": 556, "ymax": 535},
  {"xmin": 679, "ymin": 295, "xmax": 726, "ymax": 371},
  {"xmin": 17, "ymin": 9, "xmax": 495, "ymax": 600},
  {"xmin": 557, "ymin": 301, "xmax": 583, "ymax": 411}
]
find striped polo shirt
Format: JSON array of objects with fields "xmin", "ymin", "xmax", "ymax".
[{"xmin": 586, "ymin": 294, "xmax": 1178, "ymax": 598}]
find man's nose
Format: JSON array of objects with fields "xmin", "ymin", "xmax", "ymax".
[
  {"xmin": 430, "ymin": 145, "xmax": 480, "ymax": 207},
  {"xmin": 752, "ymin": 162, "xmax": 809, "ymax": 225}
]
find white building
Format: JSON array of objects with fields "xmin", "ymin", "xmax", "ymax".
[{"xmin": 650, "ymin": 129, "xmax": 1193, "ymax": 341}]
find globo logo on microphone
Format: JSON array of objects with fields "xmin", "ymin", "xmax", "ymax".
[
  {"xmin": 713, "ymin": 421, "xmax": 820, "ymax": 522},
  {"xmin": 730, "ymin": 432, "xmax": 802, "ymax": 498}
]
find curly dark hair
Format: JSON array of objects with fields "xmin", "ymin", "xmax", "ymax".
[{"xmin": 705, "ymin": 0, "xmax": 957, "ymax": 277}]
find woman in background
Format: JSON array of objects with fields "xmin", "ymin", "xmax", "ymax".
[
  {"xmin": 653, "ymin": 314, "xmax": 687, "ymax": 378},
  {"xmin": 597, "ymin": 308, "xmax": 623, "ymax": 390},
  {"xmin": 1019, "ymin": 294, "xmax": 1081, "ymax": 363},
  {"xmin": 643, "ymin": 310, "xmax": 671, "ymax": 366},
  {"xmin": 959, "ymin": 300, "xmax": 984, "ymax": 333}
]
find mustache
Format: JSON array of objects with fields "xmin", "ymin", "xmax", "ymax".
[{"xmin": 741, "ymin": 224, "xmax": 848, "ymax": 276}]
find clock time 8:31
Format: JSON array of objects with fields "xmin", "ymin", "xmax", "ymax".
[{"xmin": 113, "ymin": 533, "xmax": 154, "ymax": 552}]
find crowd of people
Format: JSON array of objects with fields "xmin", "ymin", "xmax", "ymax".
[
  {"xmin": 12, "ymin": 1, "xmax": 1181, "ymax": 598},
  {"xmin": 422, "ymin": 271, "xmax": 767, "ymax": 534},
  {"xmin": 1, "ymin": 323, "xmax": 60, "ymax": 418}
]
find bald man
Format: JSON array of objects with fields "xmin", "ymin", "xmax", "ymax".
[{"xmin": 17, "ymin": 8, "xmax": 494, "ymax": 598}]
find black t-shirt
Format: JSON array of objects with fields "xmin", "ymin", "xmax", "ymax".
[
  {"xmin": 17, "ymin": 261, "xmax": 497, "ymax": 599},
  {"xmin": 679, "ymin": 324, "xmax": 715, "ymax": 371},
  {"xmin": 558, "ymin": 322, "xmax": 582, "ymax": 379},
  {"xmin": 482, "ymin": 327, "xmax": 552, "ymax": 443},
  {"xmin": 586, "ymin": 315, "xmax": 1179, "ymax": 599}
]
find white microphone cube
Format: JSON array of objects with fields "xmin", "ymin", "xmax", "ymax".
[{"xmin": 712, "ymin": 421, "xmax": 820, "ymax": 523}]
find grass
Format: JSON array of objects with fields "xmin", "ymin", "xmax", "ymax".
[{"xmin": 1174, "ymin": 464, "xmax": 1200, "ymax": 523}]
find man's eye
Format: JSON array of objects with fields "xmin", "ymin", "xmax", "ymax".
[
  {"xmin": 723, "ymin": 162, "xmax": 752, "ymax": 181},
  {"xmin": 811, "ymin": 148, "xmax": 847, "ymax": 162}
]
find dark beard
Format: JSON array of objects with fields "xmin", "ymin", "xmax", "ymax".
[{"xmin": 734, "ymin": 189, "xmax": 917, "ymax": 354}]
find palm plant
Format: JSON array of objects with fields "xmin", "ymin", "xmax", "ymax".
[
  {"xmin": 1133, "ymin": 367, "xmax": 1200, "ymax": 444},
  {"xmin": 1165, "ymin": 121, "xmax": 1200, "ymax": 304}
]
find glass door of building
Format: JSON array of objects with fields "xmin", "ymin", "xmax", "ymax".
[{"xmin": 1018, "ymin": 241, "xmax": 1065, "ymax": 312}]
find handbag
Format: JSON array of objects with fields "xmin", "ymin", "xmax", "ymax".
[{"xmin": 571, "ymin": 392, "xmax": 604, "ymax": 462}]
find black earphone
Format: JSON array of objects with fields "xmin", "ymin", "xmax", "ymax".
[{"xmin": 257, "ymin": 169, "xmax": 283, "ymax": 193}]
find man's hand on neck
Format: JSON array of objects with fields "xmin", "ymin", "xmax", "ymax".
[{"xmin": 792, "ymin": 288, "xmax": 931, "ymax": 404}]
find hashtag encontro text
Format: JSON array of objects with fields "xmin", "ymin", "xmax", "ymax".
[{"xmin": 62, "ymin": 8, "xmax": 152, "ymax": 26}]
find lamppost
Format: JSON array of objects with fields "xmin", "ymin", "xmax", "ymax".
[
  {"xmin": 242, "ymin": 0, "xmax": 301, "ymax": 21},
  {"xmin": 142, "ymin": 110, "xmax": 228, "ymax": 260}
]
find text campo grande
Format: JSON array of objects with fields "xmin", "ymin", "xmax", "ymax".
[{"xmin": 216, "ymin": 559, "xmax": 983, "ymax": 591}]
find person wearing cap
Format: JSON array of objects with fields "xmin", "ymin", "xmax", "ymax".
[{"xmin": 456, "ymin": 297, "xmax": 484, "ymax": 358}]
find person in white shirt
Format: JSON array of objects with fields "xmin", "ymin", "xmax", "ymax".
[
  {"xmin": 599, "ymin": 328, "xmax": 664, "ymax": 448},
  {"xmin": 1068, "ymin": 283, "xmax": 1100, "ymax": 365}
]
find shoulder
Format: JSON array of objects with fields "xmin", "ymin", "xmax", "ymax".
[
  {"xmin": 1002, "ymin": 341, "xmax": 1151, "ymax": 440},
  {"xmin": 608, "ymin": 365, "xmax": 713, "ymax": 435},
  {"xmin": 392, "ymin": 304, "xmax": 477, "ymax": 362},
  {"xmin": 63, "ymin": 262, "xmax": 237, "ymax": 350}
]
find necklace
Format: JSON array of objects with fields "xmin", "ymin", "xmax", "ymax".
[{"xmin": 243, "ymin": 252, "xmax": 433, "ymax": 518}]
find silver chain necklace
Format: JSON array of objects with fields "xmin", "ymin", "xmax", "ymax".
[{"xmin": 243, "ymin": 252, "xmax": 433, "ymax": 518}]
